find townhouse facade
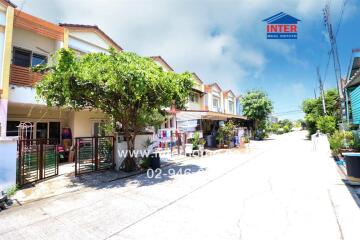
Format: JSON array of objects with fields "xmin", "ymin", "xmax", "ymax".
[
  {"xmin": 0, "ymin": 0, "xmax": 248, "ymax": 188},
  {"xmin": 0, "ymin": 1, "xmax": 123, "ymax": 143}
]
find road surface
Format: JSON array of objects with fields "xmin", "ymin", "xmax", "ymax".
[{"xmin": 0, "ymin": 131, "xmax": 359, "ymax": 240}]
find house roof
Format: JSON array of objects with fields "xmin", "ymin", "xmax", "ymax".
[
  {"xmin": 191, "ymin": 72, "xmax": 203, "ymax": 83},
  {"xmin": 15, "ymin": 9, "xmax": 64, "ymax": 41},
  {"xmin": 0, "ymin": 0, "xmax": 16, "ymax": 8},
  {"xmin": 206, "ymin": 82, "xmax": 222, "ymax": 91},
  {"xmin": 224, "ymin": 90, "xmax": 236, "ymax": 97},
  {"xmin": 59, "ymin": 23, "xmax": 123, "ymax": 51},
  {"xmin": 150, "ymin": 56, "xmax": 174, "ymax": 71},
  {"xmin": 346, "ymin": 50, "xmax": 360, "ymax": 88},
  {"xmin": 263, "ymin": 12, "xmax": 300, "ymax": 24}
]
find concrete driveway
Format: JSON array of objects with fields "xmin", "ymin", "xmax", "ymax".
[{"xmin": 0, "ymin": 131, "xmax": 359, "ymax": 240}]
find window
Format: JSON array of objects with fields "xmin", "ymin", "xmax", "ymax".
[
  {"xmin": 229, "ymin": 101, "xmax": 234, "ymax": 113},
  {"xmin": 13, "ymin": 48, "xmax": 31, "ymax": 67},
  {"xmin": 213, "ymin": 97, "xmax": 220, "ymax": 109},
  {"xmin": 49, "ymin": 122, "xmax": 61, "ymax": 142},
  {"xmin": 93, "ymin": 121, "xmax": 106, "ymax": 136},
  {"xmin": 13, "ymin": 47, "xmax": 47, "ymax": 67},
  {"xmin": 36, "ymin": 122, "xmax": 48, "ymax": 139},
  {"xmin": 32, "ymin": 53, "xmax": 47, "ymax": 66},
  {"xmin": 189, "ymin": 92, "xmax": 199, "ymax": 103},
  {"xmin": 6, "ymin": 121, "xmax": 20, "ymax": 136}
]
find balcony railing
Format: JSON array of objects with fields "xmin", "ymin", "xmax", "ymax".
[{"xmin": 10, "ymin": 64, "xmax": 43, "ymax": 87}]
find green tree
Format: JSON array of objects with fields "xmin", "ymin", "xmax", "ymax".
[
  {"xmin": 316, "ymin": 115, "xmax": 336, "ymax": 135},
  {"xmin": 240, "ymin": 90, "xmax": 273, "ymax": 134},
  {"xmin": 302, "ymin": 88, "xmax": 340, "ymax": 136},
  {"xmin": 35, "ymin": 48, "xmax": 194, "ymax": 171}
]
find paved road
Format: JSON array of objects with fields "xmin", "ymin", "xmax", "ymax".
[{"xmin": 1, "ymin": 131, "xmax": 359, "ymax": 240}]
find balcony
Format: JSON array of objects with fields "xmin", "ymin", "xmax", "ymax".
[{"xmin": 9, "ymin": 64, "xmax": 43, "ymax": 87}]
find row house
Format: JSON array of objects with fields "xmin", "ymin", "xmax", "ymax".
[
  {"xmin": 150, "ymin": 56, "xmax": 248, "ymax": 146},
  {"xmin": 0, "ymin": 2, "xmax": 123, "ymax": 145},
  {"xmin": 0, "ymin": 0, "xmax": 248, "ymax": 188}
]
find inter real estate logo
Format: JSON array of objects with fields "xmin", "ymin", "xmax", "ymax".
[{"xmin": 263, "ymin": 12, "xmax": 301, "ymax": 39}]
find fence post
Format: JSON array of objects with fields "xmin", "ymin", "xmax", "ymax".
[
  {"xmin": 95, "ymin": 137, "xmax": 99, "ymax": 171},
  {"xmin": 75, "ymin": 138, "xmax": 78, "ymax": 175},
  {"xmin": 39, "ymin": 140, "xmax": 44, "ymax": 180},
  {"xmin": 17, "ymin": 140, "xmax": 22, "ymax": 185},
  {"xmin": 112, "ymin": 136, "xmax": 115, "ymax": 168}
]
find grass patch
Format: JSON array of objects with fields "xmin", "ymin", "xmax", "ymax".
[{"xmin": 5, "ymin": 185, "xmax": 18, "ymax": 197}]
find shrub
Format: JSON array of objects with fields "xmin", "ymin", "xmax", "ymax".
[
  {"xmin": 277, "ymin": 128, "xmax": 284, "ymax": 134},
  {"xmin": 139, "ymin": 157, "xmax": 150, "ymax": 169},
  {"xmin": 316, "ymin": 115, "xmax": 336, "ymax": 135},
  {"xmin": 329, "ymin": 131, "xmax": 354, "ymax": 155},
  {"xmin": 283, "ymin": 125, "xmax": 290, "ymax": 133}
]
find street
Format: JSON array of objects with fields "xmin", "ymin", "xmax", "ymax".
[{"xmin": 0, "ymin": 131, "xmax": 359, "ymax": 240}]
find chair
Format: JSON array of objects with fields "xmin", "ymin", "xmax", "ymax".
[{"xmin": 185, "ymin": 144, "xmax": 193, "ymax": 156}]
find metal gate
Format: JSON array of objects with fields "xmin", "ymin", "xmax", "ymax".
[
  {"xmin": 75, "ymin": 136, "xmax": 115, "ymax": 175},
  {"xmin": 17, "ymin": 139, "xmax": 59, "ymax": 186}
]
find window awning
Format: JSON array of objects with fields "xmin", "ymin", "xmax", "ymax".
[{"xmin": 175, "ymin": 110, "xmax": 247, "ymax": 121}]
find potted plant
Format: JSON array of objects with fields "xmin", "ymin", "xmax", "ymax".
[
  {"xmin": 216, "ymin": 128, "xmax": 225, "ymax": 148},
  {"xmin": 198, "ymin": 138, "xmax": 206, "ymax": 155},
  {"xmin": 191, "ymin": 132, "xmax": 201, "ymax": 150},
  {"xmin": 330, "ymin": 130, "xmax": 360, "ymax": 184}
]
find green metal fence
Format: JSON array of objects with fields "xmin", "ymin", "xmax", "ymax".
[
  {"xmin": 17, "ymin": 139, "xmax": 59, "ymax": 186},
  {"xmin": 75, "ymin": 136, "xmax": 115, "ymax": 175}
]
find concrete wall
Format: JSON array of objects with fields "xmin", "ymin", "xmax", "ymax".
[
  {"xmin": 0, "ymin": 139, "xmax": 17, "ymax": 190},
  {"xmin": 115, "ymin": 134, "xmax": 154, "ymax": 170}
]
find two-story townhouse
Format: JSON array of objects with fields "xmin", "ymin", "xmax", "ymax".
[
  {"xmin": 204, "ymin": 83, "xmax": 223, "ymax": 113},
  {"xmin": 0, "ymin": 4, "xmax": 124, "ymax": 145},
  {"xmin": 223, "ymin": 90, "xmax": 236, "ymax": 115}
]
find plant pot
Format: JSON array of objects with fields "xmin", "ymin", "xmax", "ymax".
[
  {"xmin": 340, "ymin": 148, "xmax": 355, "ymax": 155},
  {"xmin": 342, "ymin": 152, "xmax": 360, "ymax": 185},
  {"xmin": 148, "ymin": 153, "xmax": 161, "ymax": 170}
]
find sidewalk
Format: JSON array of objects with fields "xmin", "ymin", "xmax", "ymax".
[
  {"xmin": 312, "ymin": 135, "xmax": 360, "ymax": 240},
  {"xmin": 11, "ymin": 145, "xmax": 250, "ymax": 205}
]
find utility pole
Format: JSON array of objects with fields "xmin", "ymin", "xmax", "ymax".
[
  {"xmin": 314, "ymin": 88, "xmax": 317, "ymax": 99},
  {"xmin": 323, "ymin": 3, "xmax": 343, "ymax": 99},
  {"xmin": 317, "ymin": 66, "xmax": 327, "ymax": 114},
  {"xmin": 323, "ymin": 1, "xmax": 348, "ymax": 127}
]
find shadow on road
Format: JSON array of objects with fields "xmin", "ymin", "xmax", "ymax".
[{"xmin": 70, "ymin": 162, "xmax": 207, "ymax": 191}]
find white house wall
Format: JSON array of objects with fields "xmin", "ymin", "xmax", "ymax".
[
  {"xmin": 68, "ymin": 34, "xmax": 109, "ymax": 54},
  {"xmin": 12, "ymin": 27, "xmax": 57, "ymax": 55},
  {"xmin": 71, "ymin": 31, "xmax": 110, "ymax": 50},
  {"xmin": 186, "ymin": 100, "xmax": 201, "ymax": 110},
  {"xmin": 9, "ymin": 85, "xmax": 45, "ymax": 105}
]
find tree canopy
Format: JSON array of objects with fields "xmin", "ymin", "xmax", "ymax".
[
  {"xmin": 240, "ymin": 90, "xmax": 273, "ymax": 131},
  {"xmin": 302, "ymin": 88, "xmax": 340, "ymax": 136},
  {"xmin": 35, "ymin": 48, "xmax": 194, "ymax": 171}
]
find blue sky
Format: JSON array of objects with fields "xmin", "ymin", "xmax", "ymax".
[{"xmin": 12, "ymin": 0, "xmax": 360, "ymax": 120}]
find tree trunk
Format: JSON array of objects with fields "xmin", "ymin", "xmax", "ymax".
[{"xmin": 123, "ymin": 133, "xmax": 137, "ymax": 172}]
